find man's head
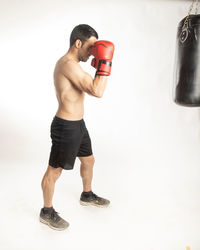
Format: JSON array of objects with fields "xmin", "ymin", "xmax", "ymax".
[{"xmin": 69, "ymin": 24, "xmax": 98, "ymax": 62}]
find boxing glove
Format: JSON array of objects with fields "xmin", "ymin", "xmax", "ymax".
[{"xmin": 91, "ymin": 40, "xmax": 115, "ymax": 76}]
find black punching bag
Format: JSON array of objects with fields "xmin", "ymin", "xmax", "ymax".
[{"xmin": 174, "ymin": 0, "xmax": 200, "ymax": 107}]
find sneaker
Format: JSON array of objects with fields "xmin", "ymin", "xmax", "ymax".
[
  {"xmin": 80, "ymin": 191, "xmax": 110, "ymax": 207},
  {"xmin": 39, "ymin": 207, "xmax": 69, "ymax": 231}
]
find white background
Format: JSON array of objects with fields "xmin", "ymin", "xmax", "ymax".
[{"xmin": 0, "ymin": 0, "xmax": 200, "ymax": 249}]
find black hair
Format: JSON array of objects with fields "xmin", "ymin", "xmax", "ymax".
[{"xmin": 70, "ymin": 24, "xmax": 98, "ymax": 47}]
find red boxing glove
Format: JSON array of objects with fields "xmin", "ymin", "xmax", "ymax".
[{"xmin": 91, "ymin": 40, "xmax": 115, "ymax": 76}]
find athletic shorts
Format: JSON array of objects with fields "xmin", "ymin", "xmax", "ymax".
[{"xmin": 48, "ymin": 116, "xmax": 93, "ymax": 170}]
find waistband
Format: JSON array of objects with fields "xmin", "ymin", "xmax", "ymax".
[
  {"xmin": 53, "ymin": 116, "xmax": 84, "ymax": 125},
  {"xmin": 179, "ymin": 14, "xmax": 200, "ymax": 28}
]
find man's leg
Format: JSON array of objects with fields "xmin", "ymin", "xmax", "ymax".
[
  {"xmin": 41, "ymin": 165, "xmax": 63, "ymax": 207},
  {"xmin": 79, "ymin": 155, "xmax": 95, "ymax": 192},
  {"xmin": 40, "ymin": 165, "xmax": 69, "ymax": 230},
  {"xmin": 78, "ymin": 155, "xmax": 110, "ymax": 207}
]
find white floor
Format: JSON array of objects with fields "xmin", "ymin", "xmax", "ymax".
[{"xmin": 1, "ymin": 157, "xmax": 200, "ymax": 250}]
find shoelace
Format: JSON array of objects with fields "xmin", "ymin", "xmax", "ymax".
[
  {"xmin": 50, "ymin": 209, "xmax": 60, "ymax": 222},
  {"xmin": 91, "ymin": 192, "xmax": 101, "ymax": 201}
]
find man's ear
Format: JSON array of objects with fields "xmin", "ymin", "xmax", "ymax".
[{"xmin": 75, "ymin": 39, "xmax": 82, "ymax": 49}]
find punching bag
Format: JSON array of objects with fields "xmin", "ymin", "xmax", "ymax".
[{"xmin": 174, "ymin": 0, "xmax": 200, "ymax": 107}]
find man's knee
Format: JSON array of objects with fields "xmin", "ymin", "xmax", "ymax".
[
  {"xmin": 45, "ymin": 165, "xmax": 63, "ymax": 181},
  {"xmin": 79, "ymin": 155, "xmax": 95, "ymax": 167}
]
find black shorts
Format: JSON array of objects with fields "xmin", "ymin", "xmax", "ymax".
[{"xmin": 48, "ymin": 116, "xmax": 93, "ymax": 170}]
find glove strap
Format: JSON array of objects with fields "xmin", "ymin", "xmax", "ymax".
[{"xmin": 96, "ymin": 60, "xmax": 112, "ymax": 76}]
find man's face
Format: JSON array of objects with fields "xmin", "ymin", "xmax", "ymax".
[{"xmin": 78, "ymin": 36, "xmax": 97, "ymax": 62}]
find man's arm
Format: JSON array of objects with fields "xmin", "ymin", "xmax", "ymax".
[{"xmin": 61, "ymin": 60, "xmax": 108, "ymax": 98}]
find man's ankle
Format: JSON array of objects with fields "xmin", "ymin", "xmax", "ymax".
[
  {"xmin": 43, "ymin": 206, "xmax": 54, "ymax": 213},
  {"xmin": 82, "ymin": 190, "xmax": 93, "ymax": 197},
  {"xmin": 83, "ymin": 189, "xmax": 92, "ymax": 193}
]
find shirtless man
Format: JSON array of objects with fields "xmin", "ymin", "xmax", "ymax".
[{"xmin": 39, "ymin": 24, "xmax": 115, "ymax": 231}]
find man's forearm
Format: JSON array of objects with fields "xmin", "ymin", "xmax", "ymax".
[{"xmin": 92, "ymin": 75, "xmax": 108, "ymax": 98}]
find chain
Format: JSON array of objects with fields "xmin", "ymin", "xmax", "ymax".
[{"xmin": 182, "ymin": 0, "xmax": 199, "ymax": 30}]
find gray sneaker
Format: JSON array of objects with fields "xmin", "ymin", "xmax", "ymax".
[
  {"xmin": 80, "ymin": 191, "xmax": 110, "ymax": 207},
  {"xmin": 39, "ymin": 207, "xmax": 69, "ymax": 231}
]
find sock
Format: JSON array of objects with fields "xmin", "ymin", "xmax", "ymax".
[
  {"xmin": 82, "ymin": 191, "xmax": 93, "ymax": 198},
  {"xmin": 43, "ymin": 206, "xmax": 54, "ymax": 214}
]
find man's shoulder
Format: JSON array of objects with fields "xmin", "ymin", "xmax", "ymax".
[
  {"xmin": 56, "ymin": 58, "xmax": 80, "ymax": 75},
  {"xmin": 58, "ymin": 57, "xmax": 78, "ymax": 67}
]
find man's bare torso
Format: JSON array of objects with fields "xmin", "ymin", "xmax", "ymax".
[{"xmin": 54, "ymin": 55, "xmax": 85, "ymax": 121}]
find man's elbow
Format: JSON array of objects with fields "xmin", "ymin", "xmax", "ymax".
[
  {"xmin": 93, "ymin": 91, "xmax": 104, "ymax": 98},
  {"xmin": 89, "ymin": 88, "xmax": 104, "ymax": 98}
]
